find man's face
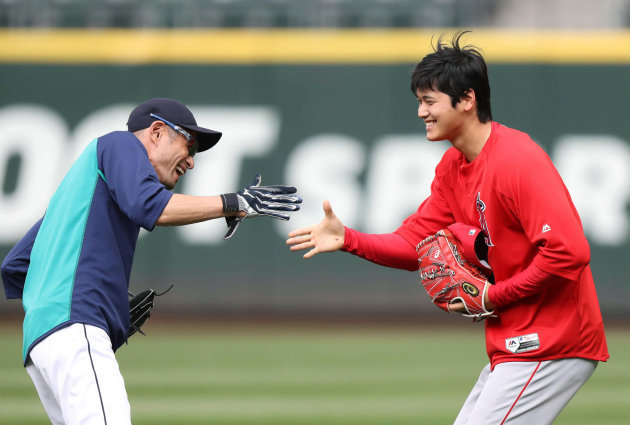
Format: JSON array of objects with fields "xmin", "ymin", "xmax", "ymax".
[
  {"xmin": 415, "ymin": 88, "xmax": 465, "ymax": 142},
  {"xmin": 151, "ymin": 127, "xmax": 197, "ymax": 190}
]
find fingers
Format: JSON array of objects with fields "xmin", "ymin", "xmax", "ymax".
[
  {"xmin": 256, "ymin": 185, "xmax": 298, "ymax": 194},
  {"xmin": 303, "ymin": 247, "xmax": 319, "ymax": 259},
  {"xmin": 286, "ymin": 231, "xmax": 314, "ymax": 249},
  {"xmin": 447, "ymin": 300, "xmax": 466, "ymax": 313},
  {"xmin": 289, "ymin": 241, "xmax": 314, "ymax": 252},
  {"xmin": 286, "ymin": 233, "xmax": 321, "ymax": 259},
  {"xmin": 249, "ymin": 174, "xmax": 262, "ymax": 188},
  {"xmin": 223, "ymin": 217, "xmax": 243, "ymax": 240},
  {"xmin": 252, "ymin": 190, "xmax": 302, "ymax": 203},
  {"xmin": 287, "ymin": 227, "xmax": 313, "ymax": 239},
  {"xmin": 259, "ymin": 203, "xmax": 300, "ymax": 214},
  {"xmin": 266, "ymin": 194, "xmax": 303, "ymax": 203},
  {"xmin": 287, "ymin": 233, "xmax": 312, "ymax": 246},
  {"xmin": 263, "ymin": 212, "xmax": 290, "ymax": 221},
  {"xmin": 323, "ymin": 200, "xmax": 335, "ymax": 218},
  {"xmin": 287, "ymin": 240, "xmax": 319, "ymax": 258}
]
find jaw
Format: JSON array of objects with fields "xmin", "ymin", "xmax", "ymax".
[
  {"xmin": 425, "ymin": 120, "xmax": 439, "ymax": 140},
  {"xmin": 155, "ymin": 167, "xmax": 178, "ymax": 190}
]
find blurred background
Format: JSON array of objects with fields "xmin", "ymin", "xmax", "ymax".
[
  {"xmin": 0, "ymin": 1, "xmax": 629, "ymax": 424},
  {"xmin": 0, "ymin": 0, "xmax": 629, "ymax": 322}
]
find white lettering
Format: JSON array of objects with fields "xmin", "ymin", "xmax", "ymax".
[
  {"xmin": 554, "ymin": 135, "xmax": 630, "ymax": 245},
  {"xmin": 178, "ymin": 107, "xmax": 281, "ymax": 243},
  {"xmin": 363, "ymin": 136, "xmax": 447, "ymax": 233},
  {"xmin": 69, "ymin": 104, "xmax": 133, "ymax": 167},
  {"xmin": 0, "ymin": 105, "xmax": 66, "ymax": 241},
  {"xmin": 277, "ymin": 134, "xmax": 365, "ymax": 235},
  {"xmin": 1, "ymin": 102, "xmax": 629, "ymax": 248}
]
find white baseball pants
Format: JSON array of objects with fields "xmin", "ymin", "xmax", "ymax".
[
  {"xmin": 25, "ymin": 323, "xmax": 131, "ymax": 425},
  {"xmin": 453, "ymin": 358, "xmax": 598, "ymax": 425}
]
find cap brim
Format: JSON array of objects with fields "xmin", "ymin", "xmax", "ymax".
[
  {"xmin": 446, "ymin": 223, "xmax": 491, "ymax": 273},
  {"xmin": 182, "ymin": 124, "xmax": 222, "ymax": 152}
]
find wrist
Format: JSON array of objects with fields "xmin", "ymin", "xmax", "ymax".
[
  {"xmin": 340, "ymin": 226, "xmax": 353, "ymax": 251},
  {"xmin": 220, "ymin": 193, "xmax": 240, "ymax": 213},
  {"xmin": 485, "ymin": 285, "xmax": 497, "ymax": 310}
]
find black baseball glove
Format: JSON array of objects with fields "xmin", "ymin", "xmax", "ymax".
[{"xmin": 128, "ymin": 284, "xmax": 174, "ymax": 338}]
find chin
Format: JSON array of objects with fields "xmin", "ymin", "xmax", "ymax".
[
  {"xmin": 162, "ymin": 180, "xmax": 176, "ymax": 190},
  {"xmin": 425, "ymin": 131, "xmax": 447, "ymax": 142}
]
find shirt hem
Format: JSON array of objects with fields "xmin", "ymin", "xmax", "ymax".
[
  {"xmin": 490, "ymin": 352, "xmax": 609, "ymax": 371},
  {"xmin": 23, "ymin": 319, "xmax": 111, "ymax": 366}
]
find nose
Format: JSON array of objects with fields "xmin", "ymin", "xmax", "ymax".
[
  {"xmin": 186, "ymin": 156, "xmax": 194, "ymax": 169},
  {"xmin": 417, "ymin": 103, "xmax": 429, "ymax": 119}
]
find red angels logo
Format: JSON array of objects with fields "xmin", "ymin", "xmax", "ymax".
[{"xmin": 475, "ymin": 192, "xmax": 494, "ymax": 247}]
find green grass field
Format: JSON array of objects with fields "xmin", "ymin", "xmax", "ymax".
[{"xmin": 0, "ymin": 322, "xmax": 627, "ymax": 425}]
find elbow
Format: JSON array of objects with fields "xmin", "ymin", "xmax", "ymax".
[
  {"xmin": 573, "ymin": 241, "xmax": 590, "ymax": 271},
  {"xmin": 154, "ymin": 214, "xmax": 167, "ymax": 227},
  {"xmin": 571, "ymin": 231, "xmax": 591, "ymax": 269},
  {"xmin": 559, "ymin": 238, "xmax": 590, "ymax": 277},
  {"xmin": 0, "ymin": 257, "xmax": 10, "ymax": 283},
  {"xmin": 536, "ymin": 237, "xmax": 590, "ymax": 279},
  {"xmin": 154, "ymin": 210, "xmax": 177, "ymax": 227}
]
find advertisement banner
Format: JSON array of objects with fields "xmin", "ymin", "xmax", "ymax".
[{"xmin": 1, "ymin": 31, "xmax": 628, "ymax": 318}]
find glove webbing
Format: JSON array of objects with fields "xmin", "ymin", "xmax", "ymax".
[{"xmin": 128, "ymin": 284, "xmax": 174, "ymax": 337}]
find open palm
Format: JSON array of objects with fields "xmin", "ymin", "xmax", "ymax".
[{"xmin": 286, "ymin": 200, "xmax": 345, "ymax": 259}]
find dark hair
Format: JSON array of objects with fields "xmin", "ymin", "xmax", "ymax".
[{"xmin": 411, "ymin": 31, "xmax": 492, "ymax": 123}]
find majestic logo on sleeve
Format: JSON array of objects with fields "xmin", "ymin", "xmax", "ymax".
[{"xmin": 475, "ymin": 192, "xmax": 494, "ymax": 247}]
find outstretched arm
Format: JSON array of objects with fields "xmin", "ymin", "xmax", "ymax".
[
  {"xmin": 287, "ymin": 201, "xmax": 418, "ymax": 271},
  {"xmin": 156, "ymin": 174, "xmax": 301, "ymax": 240},
  {"xmin": 156, "ymin": 194, "xmax": 238, "ymax": 226}
]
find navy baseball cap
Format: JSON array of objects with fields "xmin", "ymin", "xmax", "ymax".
[{"xmin": 127, "ymin": 98, "xmax": 222, "ymax": 153}]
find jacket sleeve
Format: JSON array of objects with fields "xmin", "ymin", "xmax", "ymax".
[
  {"xmin": 1, "ymin": 218, "xmax": 43, "ymax": 299},
  {"xmin": 99, "ymin": 133, "xmax": 173, "ymax": 231},
  {"xmin": 341, "ymin": 228, "xmax": 419, "ymax": 271},
  {"xmin": 503, "ymin": 144, "xmax": 590, "ymax": 280}
]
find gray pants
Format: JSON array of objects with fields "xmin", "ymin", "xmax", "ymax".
[{"xmin": 454, "ymin": 358, "xmax": 598, "ymax": 425}]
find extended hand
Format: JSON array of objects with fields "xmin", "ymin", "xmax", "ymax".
[
  {"xmin": 286, "ymin": 200, "xmax": 344, "ymax": 259},
  {"xmin": 222, "ymin": 174, "xmax": 302, "ymax": 239}
]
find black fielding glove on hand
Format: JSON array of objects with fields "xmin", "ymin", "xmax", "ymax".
[
  {"xmin": 128, "ymin": 284, "xmax": 174, "ymax": 338},
  {"xmin": 221, "ymin": 174, "xmax": 302, "ymax": 240}
]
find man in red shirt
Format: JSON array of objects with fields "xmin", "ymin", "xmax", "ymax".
[{"xmin": 286, "ymin": 32, "xmax": 608, "ymax": 424}]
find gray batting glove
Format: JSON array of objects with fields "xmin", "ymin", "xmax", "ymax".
[{"xmin": 220, "ymin": 174, "xmax": 302, "ymax": 240}]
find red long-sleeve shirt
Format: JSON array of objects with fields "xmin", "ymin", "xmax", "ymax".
[{"xmin": 342, "ymin": 122, "xmax": 608, "ymax": 368}]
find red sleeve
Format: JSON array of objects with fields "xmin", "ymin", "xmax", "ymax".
[
  {"xmin": 341, "ymin": 227, "xmax": 418, "ymax": 271},
  {"xmin": 488, "ymin": 261, "xmax": 564, "ymax": 307},
  {"xmin": 502, "ymin": 140, "xmax": 590, "ymax": 280}
]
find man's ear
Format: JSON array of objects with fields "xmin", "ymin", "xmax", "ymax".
[
  {"xmin": 462, "ymin": 89, "xmax": 476, "ymax": 112},
  {"xmin": 148, "ymin": 121, "xmax": 166, "ymax": 146}
]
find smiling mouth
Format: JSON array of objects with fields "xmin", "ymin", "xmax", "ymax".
[
  {"xmin": 425, "ymin": 120, "xmax": 436, "ymax": 129},
  {"xmin": 176, "ymin": 166, "xmax": 185, "ymax": 176}
]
